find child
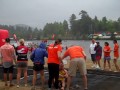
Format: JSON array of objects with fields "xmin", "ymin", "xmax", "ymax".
[
  {"xmin": 103, "ymin": 42, "xmax": 111, "ymax": 71},
  {"xmin": 59, "ymin": 63, "xmax": 68, "ymax": 90}
]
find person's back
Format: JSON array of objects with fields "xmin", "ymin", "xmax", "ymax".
[
  {"xmin": 31, "ymin": 42, "xmax": 48, "ymax": 64},
  {"xmin": 62, "ymin": 45, "xmax": 87, "ymax": 90},
  {"xmin": 0, "ymin": 38, "xmax": 16, "ymax": 86},
  {"xmin": 0, "ymin": 43, "xmax": 15, "ymax": 62},
  {"xmin": 31, "ymin": 42, "xmax": 48, "ymax": 90},
  {"xmin": 64, "ymin": 46, "xmax": 85, "ymax": 59},
  {"xmin": 16, "ymin": 45, "xmax": 28, "ymax": 61},
  {"xmin": 16, "ymin": 39, "xmax": 28, "ymax": 88},
  {"xmin": 47, "ymin": 39, "xmax": 62, "ymax": 90},
  {"xmin": 47, "ymin": 43, "xmax": 62, "ymax": 64}
]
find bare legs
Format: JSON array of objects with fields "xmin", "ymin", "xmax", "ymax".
[
  {"xmin": 4, "ymin": 73, "xmax": 7, "ymax": 86},
  {"xmin": 104, "ymin": 60, "xmax": 111, "ymax": 71},
  {"xmin": 17, "ymin": 68, "xmax": 28, "ymax": 86},
  {"xmin": 32, "ymin": 70, "xmax": 45, "ymax": 88},
  {"xmin": 113, "ymin": 57, "xmax": 120, "ymax": 71}
]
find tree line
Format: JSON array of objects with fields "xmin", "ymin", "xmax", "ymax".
[{"xmin": 0, "ymin": 10, "xmax": 120, "ymax": 40}]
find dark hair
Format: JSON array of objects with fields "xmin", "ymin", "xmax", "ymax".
[
  {"xmin": 96, "ymin": 42, "xmax": 100, "ymax": 45},
  {"xmin": 105, "ymin": 42, "xmax": 109, "ymax": 46},
  {"xmin": 5, "ymin": 38, "xmax": 10, "ymax": 43},
  {"xmin": 113, "ymin": 40, "xmax": 117, "ymax": 43},
  {"xmin": 54, "ymin": 39, "xmax": 62, "ymax": 47}
]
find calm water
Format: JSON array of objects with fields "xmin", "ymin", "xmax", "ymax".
[
  {"xmin": 48, "ymin": 40, "xmax": 120, "ymax": 59},
  {"xmin": 12, "ymin": 40, "xmax": 120, "ymax": 59}
]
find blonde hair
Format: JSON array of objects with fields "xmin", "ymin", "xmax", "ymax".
[{"xmin": 19, "ymin": 39, "xmax": 25, "ymax": 45}]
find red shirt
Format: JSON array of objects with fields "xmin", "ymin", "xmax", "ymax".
[
  {"xmin": 103, "ymin": 46, "xmax": 111, "ymax": 57},
  {"xmin": 47, "ymin": 44, "xmax": 62, "ymax": 64},
  {"xmin": 16, "ymin": 45, "xmax": 28, "ymax": 61},
  {"xmin": 114, "ymin": 43, "xmax": 119, "ymax": 58}
]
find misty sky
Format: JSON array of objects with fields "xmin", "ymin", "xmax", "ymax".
[{"xmin": 0, "ymin": 0, "xmax": 120, "ymax": 29}]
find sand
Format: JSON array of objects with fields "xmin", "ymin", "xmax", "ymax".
[{"xmin": 0, "ymin": 58, "xmax": 120, "ymax": 90}]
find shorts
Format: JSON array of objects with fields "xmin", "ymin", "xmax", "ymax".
[
  {"xmin": 104, "ymin": 56, "xmax": 111, "ymax": 61},
  {"xmin": 91, "ymin": 54, "xmax": 96, "ymax": 62},
  {"xmin": 96, "ymin": 56, "xmax": 101, "ymax": 61},
  {"xmin": 17, "ymin": 62, "xmax": 27, "ymax": 68},
  {"xmin": 3, "ymin": 65, "xmax": 14, "ymax": 73},
  {"xmin": 33, "ymin": 63, "xmax": 44, "ymax": 71},
  {"xmin": 68, "ymin": 58, "xmax": 87, "ymax": 76}
]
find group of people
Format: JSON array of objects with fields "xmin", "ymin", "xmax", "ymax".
[
  {"xmin": 30, "ymin": 39, "xmax": 88, "ymax": 90},
  {"xmin": 0, "ymin": 38, "xmax": 88, "ymax": 90},
  {"xmin": 0, "ymin": 38, "xmax": 120, "ymax": 90},
  {"xmin": 89, "ymin": 39, "xmax": 120, "ymax": 72},
  {"xmin": 0, "ymin": 38, "xmax": 29, "ymax": 87}
]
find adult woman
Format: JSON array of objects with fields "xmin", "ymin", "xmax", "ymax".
[
  {"xmin": 103, "ymin": 42, "xmax": 111, "ymax": 71},
  {"xmin": 31, "ymin": 42, "xmax": 48, "ymax": 90},
  {"xmin": 16, "ymin": 39, "xmax": 29, "ymax": 88},
  {"xmin": 47, "ymin": 39, "xmax": 62, "ymax": 90}
]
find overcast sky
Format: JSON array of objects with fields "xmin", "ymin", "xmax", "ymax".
[{"xmin": 0, "ymin": 0, "xmax": 120, "ymax": 29}]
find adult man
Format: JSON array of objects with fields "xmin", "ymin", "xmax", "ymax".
[
  {"xmin": 89, "ymin": 39, "xmax": 97, "ymax": 68},
  {"xmin": 62, "ymin": 45, "xmax": 88, "ymax": 90},
  {"xmin": 0, "ymin": 38, "xmax": 16, "ymax": 86},
  {"xmin": 113, "ymin": 40, "xmax": 119, "ymax": 72}
]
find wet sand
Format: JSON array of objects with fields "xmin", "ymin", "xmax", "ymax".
[{"xmin": 0, "ymin": 59, "xmax": 120, "ymax": 90}]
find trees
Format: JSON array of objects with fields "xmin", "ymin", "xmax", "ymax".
[{"xmin": 0, "ymin": 10, "xmax": 120, "ymax": 40}]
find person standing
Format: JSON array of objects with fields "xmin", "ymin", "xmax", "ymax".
[
  {"xmin": 113, "ymin": 40, "xmax": 120, "ymax": 72},
  {"xmin": 103, "ymin": 42, "xmax": 111, "ymax": 71},
  {"xmin": 47, "ymin": 39, "xmax": 62, "ymax": 90},
  {"xmin": 62, "ymin": 45, "xmax": 88, "ymax": 90},
  {"xmin": 16, "ymin": 39, "xmax": 29, "ymax": 88},
  {"xmin": 94, "ymin": 42, "xmax": 102, "ymax": 69},
  {"xmin": 0, "ymin": 38, "xmax": 16, "ymax": 86},
  {"xmin": 89, "ymin": 39, "xmax": 97, "ymax": 68},
  {"xmin": 30, "ymin": 42, "xmax": 48, "ymax": 90}
]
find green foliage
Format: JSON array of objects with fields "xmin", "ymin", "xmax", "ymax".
[{"xmin": 0, "ymin": 10, "xmax": 120, "ymax": 40}]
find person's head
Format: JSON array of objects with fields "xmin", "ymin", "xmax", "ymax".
[
  {"xmin": 59, "ymin": 63, "xmax": 64, "ymax": 70},
  {"xmin": 5, "ymin": 38, "xmax": 10, "ymax": 43},
  {"xmin": 92, "ymin": 39, "xmax": 95, "ymax": 44},
  {"xmin": 104, "ymin": 42, "xmax": 109, "ymax": 46},
  {"xmin": 19, "ymin": 39, "xmax": 25, "ymax": 45},
  {"xmin": 113, "ymin": 40, "xmax": 117, "ymax": 44},
  {"xmin": 39, "ymin": 42, "xmax": 46, "ymax": 49},
  {"xmin": 96, "ymin": 42, "xmax": 100, "ymax": 46},
  {"xmin": 54, "ymin": 39, "xmax": 62, "ymax": 46}
]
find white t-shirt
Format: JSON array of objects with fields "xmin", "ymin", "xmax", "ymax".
[{"xmin": 89, "ymin": 43, "xmax": 97, "ymax": 54}]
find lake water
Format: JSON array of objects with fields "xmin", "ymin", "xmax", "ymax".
[
  {"xmin": 12, "ymin": 40, "xmax": 120, "ymax": 59},
  {"xmin": 47, "ymin": 40, "xmax": 120, "ymax": 59}
]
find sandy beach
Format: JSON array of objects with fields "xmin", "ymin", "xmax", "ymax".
[{"xmin": 0, "ymin": 58, "xmax": 120, "ymax": 90}]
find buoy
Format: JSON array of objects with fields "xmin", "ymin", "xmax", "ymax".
[{"xmin": 0, "ymin": 29, "xmax": 9, "ymax": 47}]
